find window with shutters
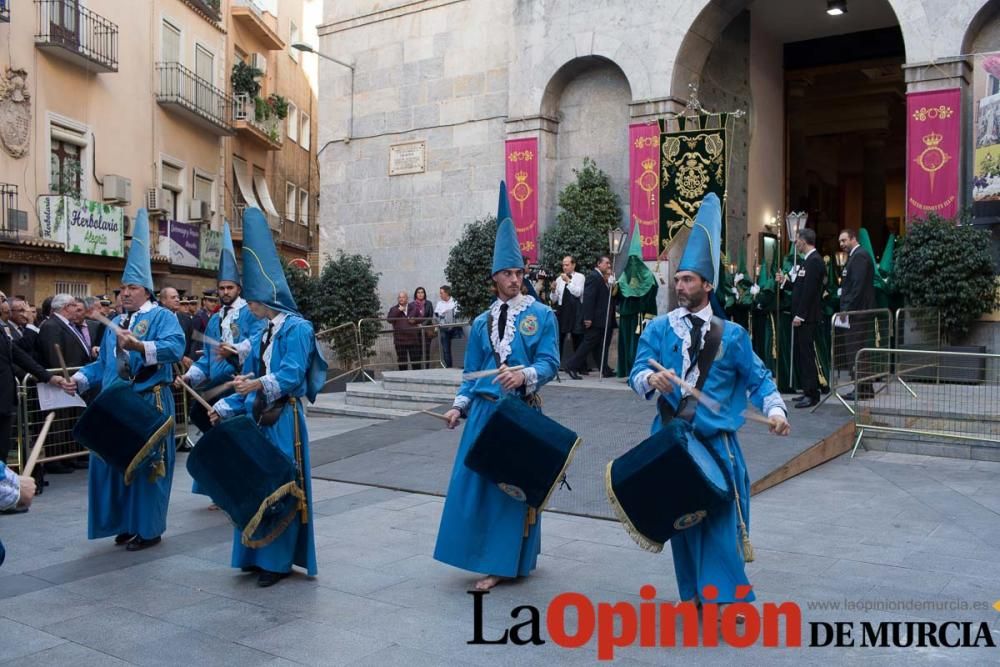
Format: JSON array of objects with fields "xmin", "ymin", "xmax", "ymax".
[
  {"xmin": 55, "ymin": 282, "xmax": 89, "ymax": 299},
  {"xmin": 298, "ymin": 188, "xmax": 308, "ymax": 226},
  {"xmin": 300, "ymin": 112, "xmax": 310, "ymax": 150},
  {"xmin": 49, "ymin": 119, "xmax": 88, "ymax": 199},
  {"xmin": 194, "ymin": 173, "xmax": 214, "ymax": 213},
  {"xmin": 287, "ymin": 103, "xmax": 298, "ymax": 144},
  {"xmin": 162, "ymin": 19, "xmax": 181, "ymax": 63},
  {"xmin": 285, "ymin": 182, "xmax": 296, "ymax": 221}
]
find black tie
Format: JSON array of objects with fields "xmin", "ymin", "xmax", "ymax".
[
  {"xmin": 497, "ymin": 303, "xmax": 508, "ymax": 339},
  {"xmin": 686, "ymin": 314, "xmax": 704, "ymax": 379},
  {"xmin": 257, "ymin": 321, "xmax": 274, "ymax": 377},
  {"xmin": 116, "ymin": 313, "xmax": 132, "ymax": 380},
  {"xmin": 222, "ymin": 305, "xmax": 232, "ymax": 321}
]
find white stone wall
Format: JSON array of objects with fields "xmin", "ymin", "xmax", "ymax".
[{"xmin": 318, "ymin": 0, "xmax": 1000, "ymax": 308}]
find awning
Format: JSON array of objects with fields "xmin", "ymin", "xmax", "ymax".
[
  {"xmin": 233, "ymin": 162, "xmax": 262, "ymax": 209},
  {"xmin": 252, "ymin": 171, "xmax": 281, "ymax": 219}
]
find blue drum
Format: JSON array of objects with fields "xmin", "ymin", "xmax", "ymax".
[
  {"xmin": 186, "ymin": 416, "xmax": 305, "ymax": 548},
  {"xmin": 464, "ymin": 396, "xmax": 581, "ymax": 510},
  {"xmin": 605, "ymin": 418, "xmax": 733, "ymax": 552},
  {"xmin": 72, "ymin": 383, "xmax": 173, "ymax": 485}
]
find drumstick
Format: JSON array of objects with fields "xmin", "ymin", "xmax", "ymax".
[
  {"xmin": 91, "ymin": 311, "xmax": 123, "ymax": 335},
  {"xmin": 646, "ymin": 359, "xmax": 773, "ymax": 426},
  {"xmin": 53, "ymin": 344, "xmax": 70, "ymax": 380},
  {"xmin": 461, "ymin": 365, "xmax": 525, "ymax": 381},
  {"xmin": 201, "ymin": 374, "xmax": 255, "ymax": 402},
  {"xmin": 192, "ymin": 329, "xmax": 239, "ymax": 355},
  {"xmin": 419, "ymin": 409, "xmax": 452, "ymax": 423},
  {"xmin": 22, "ymin": 413, "xmax": 56, "ymax": 478},
  {"xmin": 175, "ymin": 376, "xmax": 215, "ymax": 413}
]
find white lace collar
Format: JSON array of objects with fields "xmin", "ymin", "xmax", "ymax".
[{"xmin": 489, "ymin": 294, "xmax": 534, "ymax": 364}]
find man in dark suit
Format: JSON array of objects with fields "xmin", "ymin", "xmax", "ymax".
[
  {"xmin": 565, "ymin": 255, "xmax": 617, "ymax": 379},
  {"xmin": 784, "ymin": 229, "xmax": 826, "ymax": 408},
  {"xmin": 0, "ymin": 326, "xmax": 67, "ymax": 477},
  {"xmin": 158, "ymin": 287, "xmax": 195, "ymax": 370},
  {"xmin": 37, "ymin": 294, "xmax": 93, "ymax": 370},
  {"xmin": 8, "ymin": 299, "xmax": 39, "ymax": 364},
  {"xmin": 837, "ymin": 228, "xmax": 876, "ymax": 401}
]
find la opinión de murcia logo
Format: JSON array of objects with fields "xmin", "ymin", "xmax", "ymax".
[{"xmin": 468, "ymin": 586, "xmax": 998, "ymax": 660}]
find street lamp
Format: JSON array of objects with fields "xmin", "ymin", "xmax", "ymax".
[
  {"xmin": 599, "ymin": 227, "xmax": 629, "ymax": 382},
  {"xmin": 291, "ymin": 42, "xmax": 355, "ymax": 141}
]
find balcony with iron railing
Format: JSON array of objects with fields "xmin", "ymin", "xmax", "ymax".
[
  {"xmin": 281, "ymin": 217, "xmax": 312, "ymax": 250},
  {"xmin": 156, "ymin": 62, "xmax": 234, "ymax": 135},
  {"xmin": 231, "ymin": 0, "xmax": 284, "ymax": 51},
  {"xmin": 232, "ymin": 202, "xmax": 282, "ymax": 236},
  {"xmin": 233, "ymin": 93, "xmax": 284, "ymax": 150},
  {"xmin": 1, "ymin": 184, "xmax": 22, "ymax": 241},
  {"xmin": 34, "ymin": 0, "xmax": 118, "ymax": 73},
  {"xmin": 181, "ymin": 0, "xmax": 221, "ymax": 23}
]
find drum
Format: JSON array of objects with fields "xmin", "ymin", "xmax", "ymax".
[
  {"xmin": 186, "ymin": 415, "xmax": 305, "ymax": 548},
  {"xmin": 605, "ymin": 418, "xmax": 733, "ymax": 553},
  {"xmin": 464, "ymin": 396, "xmax": 580, "ymax": 510},
  {"xmin": 72, "ymin": 383, "xmax": 173, "ymax": 485},
  {"xmin": 187, "ymin": 382, "xmax": 233, "ymax": 433}
]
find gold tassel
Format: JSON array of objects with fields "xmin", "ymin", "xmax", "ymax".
[
  {"xmin": 741, "ymin": 529, "xmax": 755, "ymax": 563},
  {"xmin": 723, "ymin": 434, "xmax": 755, "ymax": 563}
]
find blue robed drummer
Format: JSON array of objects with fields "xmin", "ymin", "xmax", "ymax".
[
  {"xmin": 627, "ymin": 193, "xmax": 791, "ymax": 608},
  {"xmin": 205, "ymin": 207, "xmax": 327, "ymax": 588},
  {"xmin": 65, "ymin": 209, "xmax": 186, "ymax": 551},
  {"xmin": 434, "ymin": 182, "xmax": 563, "ymax": 591}
]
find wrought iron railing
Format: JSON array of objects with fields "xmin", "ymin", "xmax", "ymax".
[
  {"xmin": 0, "ymin": 184, "xmax": 19, "ymax": 240},
  {"xmin": 156, "ymin": 61, "xmax": 233, "ymax": 132},
  {"xmin": 34, "ymin": 0, "xmax": 118, "ymax": 72},
  {"xmin": 233, "ymin": 93, "xmax": 284, "ymax": 146},
  {"xmin": 281, "ymin": 218, "xmax": 310, "ymax": 249}
]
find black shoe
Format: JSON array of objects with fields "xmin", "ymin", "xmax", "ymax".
[
  {"xmin": 820, "ymin": 385, "xmax": 830, "ymax": 395},
  {"xmin": 1, "ymin": 506, "xmax": 28, "ymax": 515},
  {"xmin": 601, "ymin": 368, "xmax": 615, "ymax": 378},
  {"xmin": 241, "ymin": 565, "xmax": 262, "ymax": 573},
  {"xmin": 794, "ymin": 396, "xmax": 819, "ymax": 408},
  {"xmin": 257, "ymin": 570, "xmax": 289, "ymax": 587},
  {"xmin": 177, "ymin": 441, "xmax": 193, "ymax": 452},
  {"xmin": 126, "ymin": 536, "xmax": 161, "ymax": 551},
  {"xmin": 566, "ymin": 370, "xmax": 582, "ymax": 380},
  {"xmin": 114, "ymin": 533, "xmax": 136, "ymax": 545},
  {"xmin": 841, "ymin": 392, "xmax": 856, "ymax": 402}
]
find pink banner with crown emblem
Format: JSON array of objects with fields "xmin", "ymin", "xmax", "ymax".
[
  {"xmin": 505, "ymin": 138, "xmax": 539, "ymax": 262},
  {"xmin": 629, "ymin": 123, "xmax": 660, "ymax": 259},
  {"xmin": 906, "ymin": 89, "xmax": 961, "ymax": 220}
]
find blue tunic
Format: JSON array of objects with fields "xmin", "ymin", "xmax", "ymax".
[
  {"xmin": 217, "ymin": 314, "xmax": 318, "ymax": 576},
  {"xmin": 629, "ymin": 311, "xmax": 785, "ymax": 604},
  {"xmin": 433, "ymin": 296, "xmax": 560, "ymax": 577},
  {"xmin": 76, "ymin": 304, "xmax": 185, "ymax": 540},
  {"xmin": 187, "ymin": 300, "xmax": 264, "ymax": 495}
]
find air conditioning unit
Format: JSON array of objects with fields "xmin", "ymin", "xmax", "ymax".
[
  {"xmin": 102, "ymin": 175, "xmax": 132, "ymax": 204},
  {"xmin": 251, "ymin": 52, "xmax": 267, "ymax": 76},
  {"xmin": 188, "ymin": 199, "xmax": 211, "ymax": 222},
  {"xmin": 145, "ymin": 187, "xmax": 170, "ymax": 214}
]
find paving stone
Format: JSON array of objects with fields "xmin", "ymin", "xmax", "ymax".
[
  {"xmin": 0, "ymin": 618, "xmax": 66, "ymax": 662},
  {"xmin": 0, "ymin": 640, "xmax": 131, "ymax": 666},
  {"xmin": 238, "ymin": 619, "xmax": 394, "ymax": 665}
]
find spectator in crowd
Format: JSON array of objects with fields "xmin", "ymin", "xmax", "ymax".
[
  {"xmin": 38, "ymin": 296, "xmax": 53, "ymax": 325},
  {"xmin": 159, "ymin": 287, "xmax": 195, "ymax": 370},
  {"xmin": 780, "ymin": 228, "xmax": 826, "ymax": 408},
  {"xmin": 837, "ymin": 228, "xmax": 876, "ymax": 401},
  {"xmin": 193, "ymin": 290, "xmax": 219, "ymax": 336},
  {"xmin": 8, "ymin": 299, "xmax": 38, "ymax": 362},
  {"xmin": 520, "ymin": 255, "xmax": 540, "ymax": 299},
  {"xmin": 388, "ymin": 291, "xmax": 421, "ymax": 371},
  {"xmin": 0, "ymin": 301, "xmax": 12, "ymax": 340},
  {"xmin": 38, "ymin": 294, "xmax": 94, "ymax": 370},
  {"xmin": 550, "ymin": 255, "xmax": 585, "ymax": 363},
  {"xmin": 408, "ymin": 286, "xmax": 435, "ymax": 368},
  {"xmin": 434, "ymin": 285, "xmax": 463, "ymax": 368},
  {"xmin": 82, "ymin": 297, "xmax": 107, "ymax": 359},
  {"xmin": 564, "ymin": 255, "xmax": 617, "ymax": 379}
]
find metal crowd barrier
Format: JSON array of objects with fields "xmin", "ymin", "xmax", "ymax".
[
  {"xmin": 852, "ymin": 347, "xmax": 1000, "ymax": 456},
  {"xmin": 356, "ymin": 318, "xmax": 468, "ymax": 381},
  {"xmin": 893, "ymin": 307, "xmax": 942, "ymax": 397},
  {"xmin": 315, "ymin": 321, "xmax": 365, "ymax": 383},
  {"xmin": 813, "ymin": 307, "xmax": 893, "ymax": 414}
]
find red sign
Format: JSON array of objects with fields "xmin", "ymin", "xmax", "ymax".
[
  {"xmin": 906, "ymin": 89, "xmax": 961, "ymax": 220},
  {"xmin": 629, "ymin": 123, "xmax": 660, "ymax": 259},
  {"xmin": 505, "ymin": 138, "xmax": 539, "ymax": 262}
]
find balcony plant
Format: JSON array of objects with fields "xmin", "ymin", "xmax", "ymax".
[
  {"xmin": 231, "ymin": 61, "xmax": 262, "ymax": 98},
  {"xmin": 254, "ymin": 93, "xmax": 289, "ymax": 123}
]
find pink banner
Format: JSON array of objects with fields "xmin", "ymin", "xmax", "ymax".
[
  {"xmin": 629, "ymin": 124, "xmax": 660, "ymax": 259},
  {"xmin": 907, "ymin": 89, "xmax": 961, "ymax": 220},
  {"xmin": 505, "ymin": 138, "xmax": 539, "ymax": 262}
]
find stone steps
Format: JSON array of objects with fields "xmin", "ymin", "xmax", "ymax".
[
  {"xmin": 309, "ymin": 393, "xmax": 414, "ymax": 421},
  {"xmin": 345, "ymin": 383, "xmax": 453, "ymax": 410},
  {"xmin": 381, "ymin": 370, "xmax": 462, "ymax": 394}
]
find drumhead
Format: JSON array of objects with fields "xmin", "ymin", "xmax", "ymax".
[{"xmin": 685, "ymin": 435, "xmax": 728, "ymax": 495}]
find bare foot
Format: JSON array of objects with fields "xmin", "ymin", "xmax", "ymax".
[
  {"xmin": 207, "ymin": 504, "xmax": 220, "ymax": 511},
  {"xmin": 474, "ymin": 575, "xmax": 509, "ymax": 591}
]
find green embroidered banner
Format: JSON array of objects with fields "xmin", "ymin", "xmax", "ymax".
[{"xmin": 658, "ymin": 115, "xmax": 727, "ymax": 251}]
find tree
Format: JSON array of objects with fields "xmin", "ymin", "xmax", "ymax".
[
  {"xmin": 539, "ymin": 157, "xmax": 622, "ymax": 275},
  {"xmin": 445, "ymin": 214, "xmax": 497, "ymax": 319},
  {"xmin": 894, "ymin": 214, "xmax": 999, "ymax": 341}
]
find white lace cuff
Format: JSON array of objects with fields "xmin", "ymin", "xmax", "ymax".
[
  {"xmin": 763, "ymin": 391, "xmax": 786, "ymax": 417},
  {"xmin": 142, "ymin": 342, "xmax": 157, "ymax": 366},
  {"xmin": 235, "ymin": 339, "xmax": 252, "ymax": 364},
  {"xmin": 72, "ymin": 371, "xmax": 89, "ymax": 394},
  {"xmin": 632, "ymin": 369, "xmax": 654, "ymax": 398},
  {"xmin": 522, "ymin": 367, "xmax": 539, "ymax": 394},
  {"xmin": 212, "ymin": 398, "xmax": 234, "ymax": 418},
  {"xmin": 260, "ymin": 373, "xmax": 281, "ymax": 403},
  {"xmin": 767, "ymin": 407, "xmax": 787, "ymax": 419},
  {"xmin": 453, "ymin": 395, "xmax": 471, "ymax": 414},
  {"xmin": 185, "ymin": 366, "xmax": 206, "ymax": 387}
]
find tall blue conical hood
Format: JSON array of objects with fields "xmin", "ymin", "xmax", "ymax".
[
  {"xmin": 678, "ymin": 193, "xmax": 722, "ymax": 286},
  {"xmin": 218, "ymin": 221, "xmax": 241, "ymax": 285},
  {"xmin": 492, "ymin": 181, "xmax": 523, "ymax": 275},
  {"xmin": 122, "ymin": 208, "xmax": 155, "ymax": 293},
  {"xmin": 241, "ymin": 207, "xmax": 298, "ymax": 315}
]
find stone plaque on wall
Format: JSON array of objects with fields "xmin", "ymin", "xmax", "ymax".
[{"xmin": 389, "ymin": 141, "xmax": 426, "ymax": 175}]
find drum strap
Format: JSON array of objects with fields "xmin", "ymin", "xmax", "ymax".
[{"xmin": 658, "ymin": 316, "xmax": 724, "ymax": 424}]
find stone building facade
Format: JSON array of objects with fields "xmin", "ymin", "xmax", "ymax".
[{"xmin": 318, "ymin": 0, "xmax": 1000, "ymax": 320}]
